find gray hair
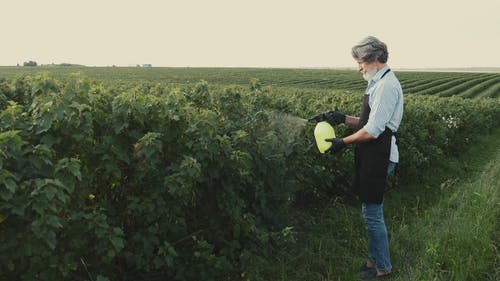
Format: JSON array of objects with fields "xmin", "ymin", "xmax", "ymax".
[{"xmin": 351, "ymin": 36, "xmax": 388, "ymax": 63}]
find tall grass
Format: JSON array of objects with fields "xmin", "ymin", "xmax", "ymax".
[
  {"xmin": 257, "ymin": 129, "xmax": 499, "ymax": 281},
  {"xmin": 389, "ymin": 139, "xmax": 499, "ymax": 281}
]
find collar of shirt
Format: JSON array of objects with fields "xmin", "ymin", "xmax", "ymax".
[{"xmin": 368, "ymin": 64, "xmax": 390, "ymax": 85}]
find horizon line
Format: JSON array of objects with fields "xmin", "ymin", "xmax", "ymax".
[{"xmin": 1, "ymin": 64, "xmax": 500, "ymax": 72}]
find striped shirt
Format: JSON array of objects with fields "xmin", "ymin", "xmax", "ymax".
[{"xmin": 363, "ymin": 65, "xmax": 404, "ymax": 163}]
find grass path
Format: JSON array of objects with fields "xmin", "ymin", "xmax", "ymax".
[
  {"xmin": 260, "ymin": 130, "xmax": 499, "ymax": 281},
  {"xmin": 387, "ymin": 135, "xmax": 499, "ymax": 281}
]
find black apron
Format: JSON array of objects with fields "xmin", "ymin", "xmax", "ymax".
[{"xmin": 352, "ymin": 69, "xmax": 393, "ymax": 204}]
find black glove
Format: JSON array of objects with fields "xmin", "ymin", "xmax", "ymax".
[
  {"xmin": 324, "ymin": 138, "xmax": 346, "ymax": 154},
  {"xmin": 308, "ymin": 113, "xmax": 327, "ymax": 123},
  {"xmin": 324, "ymin": 111, "xmax": 345, "ymax": 126},
  {"xmin": 309, "ymin": 111, "xmax": 345, "ymax": 126}
]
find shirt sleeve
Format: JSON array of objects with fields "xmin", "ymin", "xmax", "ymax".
[{"xmin": 363, "ymin": 80, "xmax": 399, "ymax": 138}]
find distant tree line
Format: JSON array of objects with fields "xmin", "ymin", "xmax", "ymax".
[
  {"xmin": 21, "ymin": 61, "xmax": 85, "ymax": 67},
  {"xmin": 23, "ymin": 60, "xmax": 37, "ymax": 67}
]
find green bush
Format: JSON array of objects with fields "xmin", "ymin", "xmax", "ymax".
[
  {"xmin": 0, "ymin": 75, "xmax": 498, "ymax": 280},
  {"xmin": 0, "ymin": 75, "xmax": 311, "ymax": 280}
]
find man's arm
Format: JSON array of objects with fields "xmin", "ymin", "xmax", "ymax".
[
  {"xmin": 324, "ymin": 117, "xmax": 375, "ymax": 153},
  {"xmin": 342, "ymin": 128, "xmax": 375, "ymax": 145}
]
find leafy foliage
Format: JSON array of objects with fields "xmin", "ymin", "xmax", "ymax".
[{"xmin": 0, "ymin": 73, "xmax": 498, "ymax": 280}]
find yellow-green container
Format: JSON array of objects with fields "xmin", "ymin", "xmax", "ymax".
[{"xmin": 314, "ymin": 121, "xmax": 335, "ymax": 154}]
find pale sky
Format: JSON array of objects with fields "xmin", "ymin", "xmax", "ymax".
[{"xmin": 1, "ymin": 0, "xmax": 499, "ymax": 68}]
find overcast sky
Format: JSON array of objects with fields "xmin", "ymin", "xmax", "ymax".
[{"xmin": 1, "ymin": 0, "xmax": 499, "ymax": 68}]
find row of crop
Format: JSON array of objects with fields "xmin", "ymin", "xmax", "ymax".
[
  {"xmin": 271, "ymin": 76, "xmax": 367, "ymax": 91},
  {"xmin": 2, "ymin": 66, "xmax": 498, "ymax": 98},
  {"xmin": 401, "ymin": 76, "xmax": 456, "ymax": 93},
  {"xmin": 412, "ymin": 75, "xmax": 483, "ymax": 96},
  {"xmin": 457, "ymin": 76, "xmax": 500, "ymax": 98},
  {"xmin": 403, "ymin": 74, "xmax": 473, "ymax": 94},
  {"xmin": 397, "ymin": 71, "xmax": 461, "ymax": 88},
  {"xmin": 478, "ymin": 82, "xmax": 500, "ymax": 98},
  {"xmin": 401, "ymin": 73, "xmax": 500, "ymax": 98},
  {"xmin": 0, "ymin": 75, "xmax": 499, "ymax": 281},
  {"xmin": 437, "ymin": 75, "xmax": 497, "ymax": 97},
  {"xmin": 298, "ymin": 72, "xmax": 500, "ymax": 98}
]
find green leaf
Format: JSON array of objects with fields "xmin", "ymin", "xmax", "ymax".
[
  {"xmin": 7, "ymin": 260, "xmax": 14, "ymax": 271},
  {"xmin": 166, "ymin": 256, "xmax": 174, "ymax": 267},
  {"xmin": 0, "ymin": 189, "xmax": 13, "ymax": 200},
  {"xmin": 110, "ymin": 236, "xmax": 124, "ymax": 252},
  {"xmin": 4, "ymin": 178, "xmax": 16, "ymax": 193},
  {"xmin": 113, "ymin": 227, "xmax": 124, "ymax": 235},
  {"xmin": 46, "ymin": 230, "xmax": 57, "ymax": 250},
  {"xmin": 96, "ymin": 275, "xmax": 110, "ymax": 281},
  {"xmin": 0, "ymin": 130, "xmax": 25, "ymax": 152},
  {"xmin": 40, "ymin": 134, "xmax": 61, "ymax": 148},
  {"xmin": 46, "ymin": 215, "xmax": 63, "ymax": 228},
  {"xmin": 55, "ymin": 158, "xmax": 82, "ymax": 181},
  {"xmin": 44, "ymin": 185, "xmax": 57, "ymax": 200},
  {"xmin": 106, "ymin": 249, "xmax": 116, "ymax": 260}
]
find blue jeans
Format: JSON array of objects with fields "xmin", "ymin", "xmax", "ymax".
[
  {"xmin": 387, "ymin": 161, "xmax": 396, "ymax": 174},
  {"xmin": 361, "ymin": 161, "xmax": 396, "ymax": 271}
]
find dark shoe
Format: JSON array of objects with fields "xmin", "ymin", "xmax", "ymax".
[
  {"xmin": 359, "ymin": 268, "xmax": 393, "ymax": 280},
  {"xmin": 360, "ymin": 262, "xmax": 374, "ymax": 272}
]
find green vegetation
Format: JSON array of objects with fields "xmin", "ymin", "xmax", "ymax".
[
  {"xmin": 0, "ymin": 68, "xmax": 498, "ymax": 280},
  {"xmin": 259, "ymin": 129, "xmax": 500, "ymax": 281},
  {"xmin": 390, "ymin": 131, "xmax": 500, "ymax": 281},
  {"xmin": 0, "ymin": 66, "xmax": 499, "ymax": 98}
]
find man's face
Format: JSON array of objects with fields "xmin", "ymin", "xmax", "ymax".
[{"xmin": 357, "ymin": 60, "xmax": 377, "ymax": 81}]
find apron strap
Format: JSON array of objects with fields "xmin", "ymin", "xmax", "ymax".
[{"xmin": 380, "ymin": 68, "xmax": 391, "ymax": 79}]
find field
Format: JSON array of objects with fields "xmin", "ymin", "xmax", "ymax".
[
  {"xmin": 0, "ymin": 67, "xmax": 498, "ymax": 281},
  {"xmin": 0, "ymin": 66, "xmax": 499, "ymax": 98}
]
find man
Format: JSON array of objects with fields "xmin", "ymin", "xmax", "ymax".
[{"xmin": 310, "ymin": 36, "xmax": 403, "ymax": 279}]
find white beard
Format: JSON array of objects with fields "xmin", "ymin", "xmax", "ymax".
[{"xmin": 363, "ymin": 67, "xmax": 378, "ymax": 81}]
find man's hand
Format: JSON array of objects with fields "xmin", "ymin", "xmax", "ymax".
[
  {"xmin": 324, "ymin": 111, "xmax": 346, "ymax": 126},
  {"xmin": 308, "ymin": 113, "xmax": 326, "ymax": 123},
  {"xmin": 325, "ymin": 138, "xmax": 346, "ymax": 154},
  {"xmin": 309, "ymin": 111, "xmax": 345, "ymax": 126}
]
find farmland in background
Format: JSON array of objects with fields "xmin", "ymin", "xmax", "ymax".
[{"xmin": 0, "ymin": 66, "xmax": 499, "ymax": 98}]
